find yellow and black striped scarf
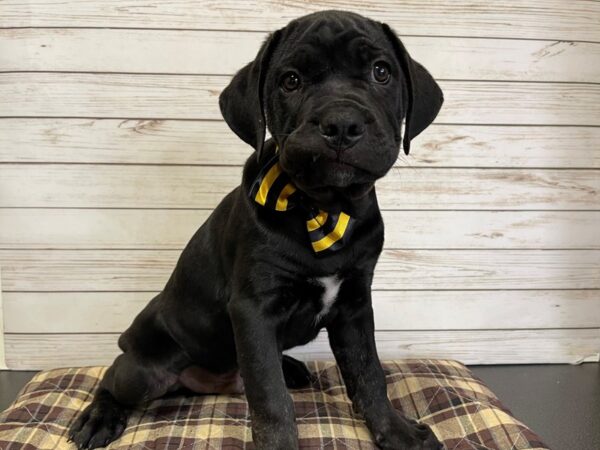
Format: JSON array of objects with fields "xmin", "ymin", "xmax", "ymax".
[{"xmin": 249, "ymin": 154, "xmax": 355, "ymax": 255}]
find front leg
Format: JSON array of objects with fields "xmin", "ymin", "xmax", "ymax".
[
  {"xmin": 327, "ymin": 298, "xmax": 442, "ymax": 450},
  {"xmin": 228, "ymin": 298, "xmax": 298, "ymax": 450}
]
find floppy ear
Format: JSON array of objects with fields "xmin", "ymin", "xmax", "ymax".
[
  {"xmin": 381, "ymin": 23, "xmax": 444, "ymax": 155},
  {"xmin": 219, "ymin": 30, "xmax": 282, "ymax": 160}
]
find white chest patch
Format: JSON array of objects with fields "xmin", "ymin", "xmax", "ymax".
[{"xmin": 315, "ymin": 275, "xmax": 342, "ymax": 320}]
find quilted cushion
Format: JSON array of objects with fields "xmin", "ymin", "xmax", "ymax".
[{"xmin": 0, "ymin": 360, "xmax": 548, "ymax": 449}]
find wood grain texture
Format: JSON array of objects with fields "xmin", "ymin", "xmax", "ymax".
[
  {"xmin": 1, "ymin": 1, "xmax": 599, "ymax": 41},
  {"xmin": 0, "ymin": 119, "xmax": 248, "ymax": 165},
  {"xmin": 2, "ymin": 74, "xmax": 599, "ymax": 125},
  {"xmin": 2, "ymin": 119, "xmax": 600, "ymax": 168},
  {"xmin": 4, "ymin": 290, "xmax": 599, "ymax": 333},
  {"xmin": 0, "ymin": 271, "xmax": 5, "ymax": 369},
  {"xmin": 5, "ymin": 329, "xmax": 599, "ymax": 369},
  {"xmin": 2, "ymin": 209, "xmax": 599, "ymax": 250},
  {"xmin": 1, "ymin": 249, "xmax": 599, "ymax": 291},
  {"xmin": 1, "ymin": 0, "xmax": 599, "ymax": 369},
  {"xmin": 1, "ymin": 165, "xmax": 598, "ymax": 210},
  {"xmin": 2, "ymin": 29, "xmax": 599, "ymax": 83},
  {"xmin": 293, "ymin": 329, "xmax": 600, "ymax": 364}
]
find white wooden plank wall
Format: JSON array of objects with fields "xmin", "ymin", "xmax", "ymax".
[{"xmin": 0, "ymin": 1, "xmax": 599, "ymax": 369}]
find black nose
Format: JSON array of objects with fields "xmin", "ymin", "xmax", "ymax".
[{"xmin": 318, "ymin": 108, "xmax": 365, "ymax": 150}]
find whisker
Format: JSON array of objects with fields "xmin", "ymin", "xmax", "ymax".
[{"xmin": 395, "ymin": 153, "xmax": 417, "ymax": 170}]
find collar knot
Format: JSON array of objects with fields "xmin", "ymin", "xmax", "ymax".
[{"xmin": 249, "ymin": 154, "xmax": 355, "ymax": 255}]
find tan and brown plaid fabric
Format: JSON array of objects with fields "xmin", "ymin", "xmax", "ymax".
[{"xmin": 0, "ymin": 360, "xmax": 548, "ymax": 449}]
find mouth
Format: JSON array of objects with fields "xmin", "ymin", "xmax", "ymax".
[
  {"xmin": 299, "ymin": 180, "xmax": 375, "ymax": 211},
  {"xmin": 278, "ymin": 134, "xmax": 362, "ymax": 169},
  {"xmin": 275, "ymin": 141, "xmax": 378, "ymax": 207},
  {"xmin": 304, "ymin": 149, "xmax": 372, "ymax": 174},
  {"xmin": 323, "ymin": 154, "xmax": 359, "ymax": 168},
  {"xmin": 292, "ymin": 161, "xmax": 374, "ymax": 195},
  {"xmin": 276, "ymin": 125, "xmax": 393, "ymax": 192}
]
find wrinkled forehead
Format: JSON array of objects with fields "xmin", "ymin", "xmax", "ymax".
[{"xmin": 273, "ymin": 13, "xmax": 393, "ymax": 71}]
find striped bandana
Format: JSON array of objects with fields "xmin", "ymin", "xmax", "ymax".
[{"xmin": 249, "ymin": 154, "xmax": 355, "ymax": 255}]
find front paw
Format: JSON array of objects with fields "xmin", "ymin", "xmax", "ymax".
[
  {"xmin": 252, "ymin": 419, "xmax": 299, "ymax": 450},
  {"xmin": 373, "ymin": 416, "xmax": 443, "ymax": 450}
]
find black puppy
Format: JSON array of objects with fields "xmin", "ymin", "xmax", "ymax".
[{"xmin": 68, "ymin": 10, "xmax": 443, "ymax": 450}]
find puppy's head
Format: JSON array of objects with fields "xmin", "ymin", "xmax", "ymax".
[{"xmin": 220, "ymin": 11, "xmax": 443, "ymax": 206}]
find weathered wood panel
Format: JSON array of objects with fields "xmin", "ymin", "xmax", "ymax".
[
  {"xmin": 2, "ymin": 249, "xmax": 599, "ymax": 291},
  {"xmin": 1, "ymin": 0, "xmax": 599, "ymax": 370},
  {"xmin": 2, "ymin": 209, "xmax": 599, "ymax": 250},
  {"xmin": 5, "ymin": 329, "xmax": 599, "ymax": 369},
  {"xmin": 0, "ymin": 272, "xmax": 5, "ymax": 369},
  {"xmin": 1, "ymin": 1, "xmax": 599, "ymax": 41},
  {"xmin": 2, "ymin": 29, "xmax": 599, "ymax": 83},
  {"xmin": 0, "ymin": 119, "xmax": 248, "ymax": 165},
  {"xmin": 4, "ymin": 290, "xmax": 599, "ymax": 333},
  {"xmin": 1, "ymin": 165, "xmax": 598, "ymax": 210},
  {"xmin": 2, "ymin": 74, "xmax": 599, "ymax": 126},
  {"xmin": 2, "ymin": 120, "xmax": 600, "ymax": 168},
  {"xmin": 294, "ymin": 330, "xmax": 600, "ymax": 364}
]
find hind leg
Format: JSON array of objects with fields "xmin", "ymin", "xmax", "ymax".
[
  {"xmin": 68, "ymin": 352, "xmax": 179, "ymax": 449},
  {"xmin": 68, "ymin": 387, "xmax": 127, "ymax": 450},
  {"xmin": 282, "ymin": 355, "xmax": 314, "ymax": 389}
]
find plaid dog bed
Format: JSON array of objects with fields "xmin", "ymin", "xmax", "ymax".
[{"xmin": 0, "ymin": 360, "xmax": 548, "ymax": 450}]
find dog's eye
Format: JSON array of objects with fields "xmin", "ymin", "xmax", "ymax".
[
  {"xmin": 372, "ymin": 61, "xmax": 391, "ymax": 83},
  {"xmin": 281, "ymin": 72, "xmax": 301, "ymax": 92}
]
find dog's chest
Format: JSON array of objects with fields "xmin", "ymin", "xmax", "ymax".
[
  {"xmin": 281, "ymin": 274, "xmax": 344, "ymax": 350},
  {"xmin": 313, "ymin": 275, "xmax": 342, "ymax": 320}
]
